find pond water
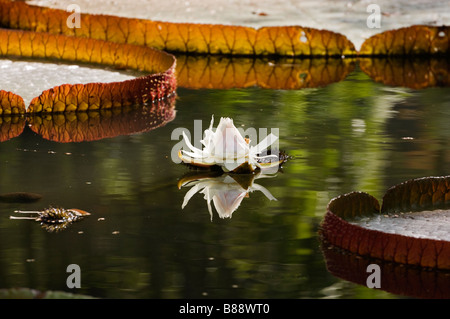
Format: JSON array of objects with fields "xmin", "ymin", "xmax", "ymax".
[{"xmin": 0, "ymin": 57, "xmax": 449, "ymax": 299}]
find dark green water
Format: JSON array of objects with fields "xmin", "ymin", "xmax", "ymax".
[{"xmin": 0, "ymin": 64, "xmax": 449, "ymax": 299}]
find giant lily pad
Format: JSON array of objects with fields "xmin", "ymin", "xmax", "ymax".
[
  {"xmin": 178, "ymin": 170, "xmax": 277, "ymax": 220},
  {"xmin": 27, "ymin": 95, "xmax": 176, "ymax": 143},
  {"xmin": 319, "ymin": 176, "xmax": 450, "ymax": 270},
  {"xmin": 0, "ymin": 0, "xmax": 357, "ymax": 57},
  {"xmin": 0, "ymin": 89, "xmax": 25, "ymax": 115}
]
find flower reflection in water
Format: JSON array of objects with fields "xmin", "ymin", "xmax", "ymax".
[{"xmin": 178, "ymin": 171, "xmax": 277, "ymax": 221}]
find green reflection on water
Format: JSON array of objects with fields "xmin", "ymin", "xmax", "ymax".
[{"xmin": 0, "ymin": 66, "xmax": 449, "ymax": 299}]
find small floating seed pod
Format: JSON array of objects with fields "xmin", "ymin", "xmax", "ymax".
[{"xmin": 10, "ymin": 207, "xmax": 91, "ymax": 232}]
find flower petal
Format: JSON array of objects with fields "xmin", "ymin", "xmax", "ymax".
[{"xmin": 178, "ymin": 150, "xmax": 216, "ymax": 167}]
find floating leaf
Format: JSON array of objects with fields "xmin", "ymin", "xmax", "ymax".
[
  {"xmin": 320, "ymin": 176, "xmax": 450, "ymax": 270},
  {"xmin": 0, "ymin": 0, "xmax": 449, "ymax": 116},
  {"xmin": 360, "ymin": 25, "xmax": 450, "ymax": 56},
  {"xmin": 0, "ymin": 95, "xmax": 175, "ymax": 142},
  {"xmin": 0, "ymin": 0, "xmax": 356, "ymax": 57},
  {"xmin": 176, "ymin": 55, "xmax": 355, "ymax": 89},
  {"xmin": 360, "ymin": 57, "xmax": 450, "ymax": 89},
  {"xmin": 27, "ymin": 95, "xmax": 175, "ymax": 143},
  {"xmin": 0, "ymin": 114, "xmax": 25, "ymax": 142}
]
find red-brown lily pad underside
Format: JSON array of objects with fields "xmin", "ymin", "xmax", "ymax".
[{"xmin": 0, "ymin": 0, "xmax": 449, "ymax": 115}]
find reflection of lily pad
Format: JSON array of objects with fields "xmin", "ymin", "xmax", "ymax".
[
  {"xmin": 321, "ymin": 242, "xmax": 450, "ymax": 299},
  {"xmin": 1, "ymin": 1, "xmax": 357, "ymax": 57},
  {"xmin": 319, "ymin": 176, "xmax": 450, "ymax": 270},
  {"xmin": 27, "ymin": 96, "xmax": 176, "ymax": 143},
  {"xmin": 0, "ymin": 288, "xmax": 95, "ymax": 299},
  {"xmin": 10, "ymin": 207, "xmax": 91, "ymax": 233},
  {"xmin": 176, "ymin": 55, "xmax": 356, "ymax": 90}
]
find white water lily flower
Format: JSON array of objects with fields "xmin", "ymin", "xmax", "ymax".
[
  {"xmin": 178, "ymin": 115, "xmax": 281, "ymax": 173},
  {"xmin": 179, "ymin": 172, "xmax": 277, "ymax": 220}
]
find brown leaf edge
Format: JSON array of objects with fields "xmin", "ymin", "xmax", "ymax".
[{"xmin": 319, "ymin": 175, "xmax": 450, "ymax": 270}]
